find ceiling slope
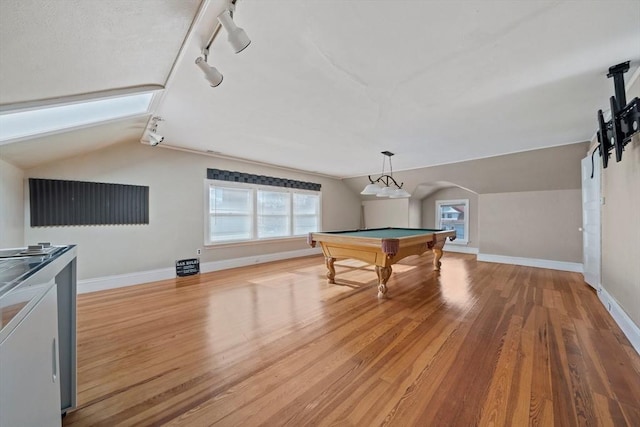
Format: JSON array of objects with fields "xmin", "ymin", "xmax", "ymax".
[{"xmin": 0, "ymin": 0, "xmax": 638, "ymax": 176}]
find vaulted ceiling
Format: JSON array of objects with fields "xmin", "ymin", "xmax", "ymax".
[{"xmin": 1, "ymin": 0, "xmax": 638, "ymax": 177}]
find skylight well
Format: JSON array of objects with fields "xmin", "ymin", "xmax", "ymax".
[{"xmin": 0, "ymin": 88, "xmax": 159, "ymax": 144}]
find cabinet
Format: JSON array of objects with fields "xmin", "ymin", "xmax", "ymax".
[{"xmin": 0, "ymin": 282, "xmax": 61, "ymax": 427}]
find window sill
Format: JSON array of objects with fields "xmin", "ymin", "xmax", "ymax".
[{"xmin": 205, "ymin": 235, "xmax": 308, "ymax": 249}]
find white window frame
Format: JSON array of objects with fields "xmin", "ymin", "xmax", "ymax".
[
  {"xmin": 435, "ymin": 199, "xmax": 469, "ymax": 245},
  {"xmin": 204, "ymin": 179, "xmax": 321, "ymax": 246}
]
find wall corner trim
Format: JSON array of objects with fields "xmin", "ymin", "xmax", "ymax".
[
  {"xmin": 476, "ymin": 253, "xmax": 583, "ymax": 273},
  {"xmin": 78, "ymin": 247, "xmax": 323, "ymax": 294},
  {"xmin": 598, "ymin": 286, "xmax": 640, "ymax": 355}
]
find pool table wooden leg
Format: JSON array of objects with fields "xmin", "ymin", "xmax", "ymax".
[
  {"xmin": 432, "ymin": 247, "xmax": 443, "ymax": 271},
  {"xmin": 325, "ymin": 257, "xmax": 336, "ymax": 284},
  {"xmin": 375, "ymin": 265, "xmax": 392, "ymax": 298}
]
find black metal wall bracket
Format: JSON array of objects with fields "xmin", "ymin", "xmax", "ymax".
[
  {"xmin": 367, "ymin": 174, "xmax": 405, "ymax": 189},
  {"xmin": 597, "ymin": 61, "xmax": 640, "ymax": 168}
]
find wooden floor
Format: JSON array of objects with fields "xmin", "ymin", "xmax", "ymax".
[{"xmin": 63, "ymin": 253, "xmax": 640, "ymax": 426}]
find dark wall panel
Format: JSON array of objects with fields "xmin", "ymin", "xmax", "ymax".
[{"xmin": 29, "ymin": 178, "xmax": 149, "ymax": 226}]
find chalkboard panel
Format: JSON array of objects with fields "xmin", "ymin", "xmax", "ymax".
[{"xmin": 176, "ymin": 258, "xmax": 200, "ymax": 277}]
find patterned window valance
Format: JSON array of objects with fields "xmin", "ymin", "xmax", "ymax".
[{"xmin": 207, "ymin": 169, "xmax": 321, "ymax": 191}]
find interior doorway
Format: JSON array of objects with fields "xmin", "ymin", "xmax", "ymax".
[{"xmin": 581, "ymin": 154, "xmax": 601, "ymax": 289}]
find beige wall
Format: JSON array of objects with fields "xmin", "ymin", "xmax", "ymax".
[
  {"xmin": 479, "ymin": 190, "xmax": 582, "ymax": 262},
  {"xmin": 23, "ymin": 142, "xmax": 361, "ymax": 280},
  {"xmin": 362, "ymin": 199, "xmax": 409, "ymax": 228},
  {"xmin": 600, "ymin": 77, "xmax": 640, "ymax": 327},
  {"xmin": 349, "ymin": 143, "xmax": 586, "ymax": 264},
  {"xmin": 408, "ymin": 199, "xmax": 421, "ymax": 228},
  {"xmin": 422, "ymin": 187, "xmax": 478, "ymax": 249},
  {"xmin": 0, "ymin": 157, "xmax": 24, "ymax": 247},
  {"xmin": 344, "ymin": 142, "xmax": 589, "ymax": 197}
]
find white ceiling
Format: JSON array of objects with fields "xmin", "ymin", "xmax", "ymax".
[{"xmin": 1, "ymin": 0, "xmax": 639, "ymax": 177}]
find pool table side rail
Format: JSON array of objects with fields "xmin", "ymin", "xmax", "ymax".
[
  {"xmin": 307, "ymin": 229, "xmax": 456, "ymax": 266},
  {"xmin": 308, "ymin": 229, "xmax": 455, "ymax": 249}
]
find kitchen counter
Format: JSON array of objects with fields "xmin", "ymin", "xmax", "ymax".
[
  {"xmin": 0, "ymin": 244, "xmax": 78, "ymax": 415},
  {"xmin": 0, "ymin": 245, "xmax": 71, "ymax": 298}
]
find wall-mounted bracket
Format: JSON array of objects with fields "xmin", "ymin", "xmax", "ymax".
[{"xmin": 596, "ymin": 61, "xmax": 640, "ymax": 168}]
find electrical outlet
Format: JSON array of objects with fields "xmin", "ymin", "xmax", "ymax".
[{"xmin": 196, "ymin": 249, "xmax": 201, "ymax": 255}]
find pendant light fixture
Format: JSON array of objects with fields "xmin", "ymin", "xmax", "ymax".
[{"xmin": 360, "ymin": 151, "xmax": 411, "ymax": 198}]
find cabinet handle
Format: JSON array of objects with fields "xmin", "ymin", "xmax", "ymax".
[{"xmin": 52, "ymin": 338, "xmax": 58, "ymax": 383}]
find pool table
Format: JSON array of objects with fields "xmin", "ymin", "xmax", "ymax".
[{"xmin": 307, "ymin": 227, "xmax": 456, "ymax": 298}]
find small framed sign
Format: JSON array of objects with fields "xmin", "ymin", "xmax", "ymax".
[{"xmin": 176, "ymin": 258, "xmax": 200, "ymax": 277}]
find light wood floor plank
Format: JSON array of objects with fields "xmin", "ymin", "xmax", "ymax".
[{"xmin": 63, "ymin": 253, "xmax": 640, "ymax": 426}]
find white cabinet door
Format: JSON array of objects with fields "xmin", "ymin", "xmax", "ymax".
[{"xmin": 0, "ymin": 283, "xmax": 61, "ymax": 427}]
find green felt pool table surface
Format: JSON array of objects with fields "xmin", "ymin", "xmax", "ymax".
[{"xmin": 324, "ymin": 228, "xmax": 446, "ymax": 239}]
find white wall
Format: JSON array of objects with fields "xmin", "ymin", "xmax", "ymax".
[
  {"xmin": 362, "ymin": 199, "xmax": 409, "ymax": 228},
  {"xmin": 23, "ymin": 142, "xmax": 361, "ymax": 280},
  {"xmin": 0, "ymin": 158, "xmax": 24, "ymax": 247}
]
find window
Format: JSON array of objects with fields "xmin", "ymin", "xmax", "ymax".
[
  {"xmin": 0, "ymin": 88, "xmax": 158, "ymax": 143},
  {"xmin": 206, "ymin": 180, "xmax": 321, "ymax": 244},
  {"xmin": 257, "ymin": 189, "xmax": 290, "ymax": 238},
  {"xmin": 293, "ymin": 193, "xmax": 320, "ymax": 235},
  {"xmin": 209, "ymin": 186, "xmax": 253, "ymax": 242},
  {"xmin": 435, "ymin": 199, "xmax": 469, "ymax": 244}
]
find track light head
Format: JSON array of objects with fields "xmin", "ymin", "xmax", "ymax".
[
  {"xmin": 148, "ymin": 132, "xmax": 164, "ymax": 146},
  {"xmin": 195, "ymin": 57, "xmax": 223, "ymax": 87},
  {"xmin": 218, "ymin": 9, "xmax": 251, "ymax": 53}
]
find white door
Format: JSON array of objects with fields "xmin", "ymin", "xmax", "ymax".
[{"xmin": 581, "ymin": 155, "xmax": 601, "ymax": 289}]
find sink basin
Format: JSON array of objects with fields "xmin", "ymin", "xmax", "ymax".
[
  {"xmin": 0, "ymin": 249, "xmax": 23, "ymax": 258},
  {"xmin": 0, "ymin": 245, "xmax": 61, "ymax": 258}
]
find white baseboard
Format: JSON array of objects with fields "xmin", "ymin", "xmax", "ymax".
[
  {"xmin": 200, "ymin": 247, "xmax": 321, "ymax": 273},
  {"xmin": 598, "ymin": 286, "xmax": 640, "ymax": 355},
  {"xmin": 77, "ymin": 247, "xmax": 322, "ymax": 294},
  {"xmin": 77, "ymin": 267, "xmax": 175, "ymax": 294},
  {"xmin": 476, "ymin": 253, "xmax": 583, "ymax": 273},
  {"xmin": 444, "ymin": 244, "xmax": 478, "ymax": 254}
]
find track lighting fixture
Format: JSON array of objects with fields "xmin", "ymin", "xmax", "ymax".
[
  {"xmin": 145, "ymin": 116, "xmax": 164, "ymax": 146},
  {"xmin": 195, "ymin": 0, "xmax": 250, "ymax": 88},
  {"xmin": 195, "ymin": 57, "xmax": 223, "ymax": 87},
  {"xmin": 217, "ymin": 9, "xmax": 251, "ymax": 54},
  {"xmin": 148, "ymin": 132, "xmax": 164, "ymax": 146}
]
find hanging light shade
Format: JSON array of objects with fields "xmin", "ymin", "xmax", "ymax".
[
  {"xmin": 361, "ymin": 183, "xmax": 382, "ymax": 195},
  {"xmin": 388, "ymin": 188, "xmax": 411, "ymax": 198},
  {"xmin": 361, "ymin": 151, "xmax": 411, "ymax": 198},
  {"xmin": 376, "ymin": 186, "xmax": 395, "ymax": 197}
]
